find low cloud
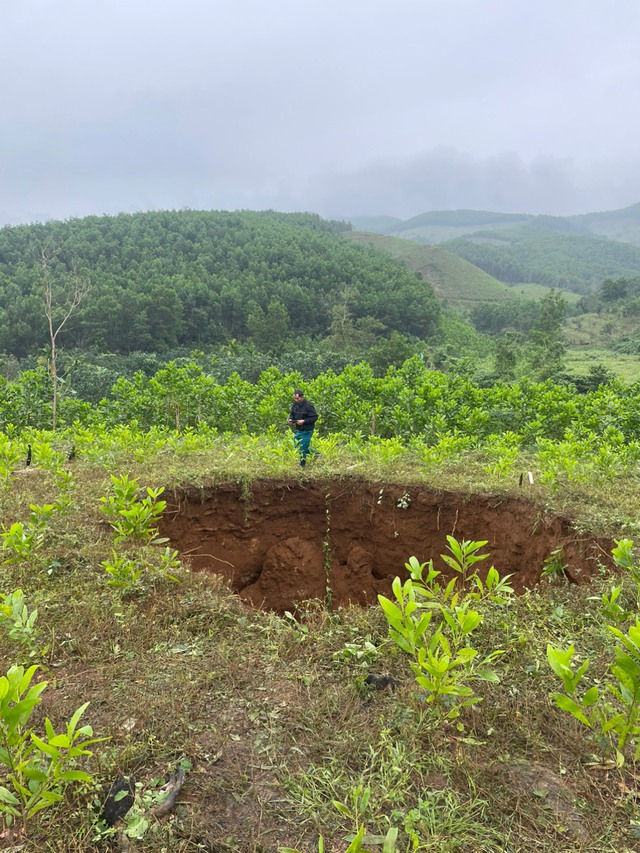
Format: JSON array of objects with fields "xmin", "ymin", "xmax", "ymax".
[{"xmin": 301, "ymin": 149, "xmax": 640, "ymax": 219}]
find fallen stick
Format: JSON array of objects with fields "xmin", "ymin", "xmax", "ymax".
[{"xmin": 152, "ymin": 767, "xmax": 186, "ymax": 818}]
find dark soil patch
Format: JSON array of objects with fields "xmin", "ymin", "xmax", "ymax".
[{"xmin": 161, "ymin": 479, "xmax": 613, "ymax": 611}]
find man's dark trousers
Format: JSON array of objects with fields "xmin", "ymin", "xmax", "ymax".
[{"xmin": 294, "ymin": 429, "xmax": 318, "ymax": 466}]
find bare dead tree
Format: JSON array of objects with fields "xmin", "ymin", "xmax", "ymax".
[{"xmin": 40, "ymin": 246, "xmax": 90, "ymax": 430}]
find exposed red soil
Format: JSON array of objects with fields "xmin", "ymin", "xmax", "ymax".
[{"xmin": 161, "ymin": 479, "xmax": 614, "ymax": 612}]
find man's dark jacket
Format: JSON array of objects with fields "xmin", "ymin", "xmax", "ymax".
[{"xmin": 289, "ymin": 398, "xmax": 318, "ymax": 432}]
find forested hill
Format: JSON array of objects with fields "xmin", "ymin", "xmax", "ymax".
[
  {"xmin": 0, "ymin": 209, "xmax": 441, "ymax": 357},
  {"xmin": 349, "ymin": 205, "xmax": 640, "ymax": 293},
  {"xmin": 443, "ymin": 226, "xmax": 640, "ymax": 293}
]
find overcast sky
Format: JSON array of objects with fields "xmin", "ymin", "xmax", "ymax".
[{"xmin": 2, "ymin": 0, "xmax": 640, "ymax": 226}]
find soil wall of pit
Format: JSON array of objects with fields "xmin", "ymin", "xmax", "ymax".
[{"xmin": 160, "ymin": 480, "xmax": 614, "ymax": 612}]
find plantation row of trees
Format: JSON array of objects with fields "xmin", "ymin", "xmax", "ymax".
[
  {"xmin": 0, "ymin": 295, "xmax": 564, "ymax": 408},
  {"xmin": 0, "ymin": 356, "xmax": 636, "ymax": 444},
  {"xmin": 0, "ymin": 209, "xmax": 441, "ymax": 357}
]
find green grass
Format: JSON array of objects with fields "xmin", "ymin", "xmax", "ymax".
[
  {"xmin": 564, "ymin": 312, "xmax": 640, "ymax": 347},
  {"xmin": 564, "ymin": 348, "xmax": 640, "ymax": 383},
  {"xmin": 345, "ymin": 232, "xmax": 519, "ymax": 305},
  {"xmin": 512, "ymin": 283, "xmax": 581, "ymax": 303}
]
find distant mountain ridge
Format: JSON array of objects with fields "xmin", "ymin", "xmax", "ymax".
[
  {"xmin": 348, "ymin": 203, "xmax": 640, "ymax": 292},
  {"xmin": 349, "ymin": 202, "xmax": 640, "ymax": 245},
  {"xmin": 570, "ymin": 202, "xmax": 640, "ymax": 244}
]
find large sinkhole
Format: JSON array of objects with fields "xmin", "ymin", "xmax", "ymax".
[{"xmin": 160, "ymin": 480, "xmax": 614, "ymax": 612}]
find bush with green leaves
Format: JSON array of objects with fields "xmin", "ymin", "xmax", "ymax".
[
  {"xmin": 377, "ymin": 538, "xmax": 512, "ymax": 719},
  {"xmin": 595, "ymin": 584, "xmax": 632, "ymax": 625},
  {"xmin": 547, "ymin": 622, "xmax": 640, "ymax": 767},
  {"xmin": 0, "ymin": 664, "xmax": 103, "ymax": 837},
  {"xmin": 102, "ymin": 546, "xmax": 181, "ymax": 594},
  {"xmin": 102, "ymin": 552, "xmax": 143, "ymax": 591},
  {"xmin": 611, "ymin": 538, "xmax": 640, "ymax": 608},
  {"xmin": 1, "ymin": 523, "xmax": 37, "ymax": 563},
  {"xmin": 1, "ymin": 504, "xmax": 58, "ymax": 565},
  {"xmin": 0, "ymin": 435, "xmax": 22, "ymax": 485},
  {"xmin": 99, "ymin": 473, "xmax": 167, "ymax": 544}
]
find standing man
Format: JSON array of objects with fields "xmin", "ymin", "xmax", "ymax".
[{"xmin": 288, "ymin": 389, "xmax": 320, "ymax": 467}]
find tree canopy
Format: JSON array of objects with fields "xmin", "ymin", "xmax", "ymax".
[{"xmin": 0, "ymin": 209, "xmax": 442, "ymax": 357}]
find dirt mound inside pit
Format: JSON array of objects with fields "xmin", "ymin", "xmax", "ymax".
[{"xmin": 160, "ymin": 480, "xmax": 614, "ymax": 612}]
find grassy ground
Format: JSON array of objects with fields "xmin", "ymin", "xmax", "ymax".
[
  {"xmin": 564, "ymin": 348, "xmax": 640, "ymax": 383},
  {"xmin": 2, "ymin": 440, "xmax": 640, "ymax": 850},
  {"xmin": 511, "ymin": 283, "xmax": 581, "ymax": 304},
  {"xmin": 344, "ymin": 232, "xmax": 518, "ymax": 306},
  {"xmin": 564, "ymin": 313, "xmax": 640, "ymax": 348}
]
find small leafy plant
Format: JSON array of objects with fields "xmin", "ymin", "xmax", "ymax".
[
  {"xmin": 0, "ymin": 436, "xmax": 22, "ymax": 485},
  {"xmin": 541, "ymin": 546, "xmax": 567, "ymax": 582},
  {"xmin": 0, "ymin": 665, "xmax": 103, "ymax": 837},
  {"xmin": 99, "ymin": 474, "xmax": 167, "ymax": 544},
  {"xmin": 102, "ymin": 546, "xmax": 182, "ymax": 594},
  {"xmin": 279, "ymin": 785, "xmax": 399, "ymax": 852},
  {"xmin": 597, "ymin": 584, "xmax": 632, "ymax": 625},
  {"xmin": 0, "ymin": 590, "xmax": 40, "ymax": 659},
  {"xmin": 1, "ymin": 523, "xmax": 36, "ymax": 563},
  {"xmin": 547, "ymin": 619, "xmax": 640, "ymax": 766},
  {"xmin": 0, "ymin": 504, "xmax": 58, "ymax": 565},
  {"xmin": 102, "ymin": 552, "xmax": 143, "ymax": 590},
  {"xmin": 377, "ymin": 538, "xmax": 511, "ymax": 718},
  {"xmin": 611, "ymin": 538, "xmax": 640, "ymax": 608}
]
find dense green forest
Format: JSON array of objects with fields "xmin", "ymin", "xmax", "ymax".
[
  {"xmin": 0, "ymin": 210, "xmax": 441, "ymax": 357},
  {"xmin": 443, "ymin": 227, "xmax": 640, "ymax": 293},
  {"xmin": 1, "ymin": 208, "xmax": 637, "ymax": 403}
]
